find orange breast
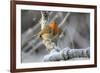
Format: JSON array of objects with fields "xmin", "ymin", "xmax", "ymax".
[{"xmin": 49, "ymin": 21, "xmax": 61, "ymax": 34}]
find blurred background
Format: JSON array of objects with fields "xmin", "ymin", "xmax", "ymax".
[{"xmin": 21, "ymin": 10, "xmax": 90, "ymax": 63}]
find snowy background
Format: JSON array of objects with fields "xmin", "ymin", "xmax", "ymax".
[{"xmin": 21, "ymin": 10, "xmax": 90, "ymax": 63}]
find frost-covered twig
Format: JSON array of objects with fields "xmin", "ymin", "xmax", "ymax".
[{"xmin": 43, "ymin": 47, "xmax": 90, "ymax": 61}]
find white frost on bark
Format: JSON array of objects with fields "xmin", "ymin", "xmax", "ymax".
[{"xmin": 43, "ymin": 47, "xmax": 90, "ymax": 61}]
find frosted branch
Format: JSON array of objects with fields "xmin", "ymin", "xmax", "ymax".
[{"xmin": 43, "ymin": 47, "xmax": 90, "ymax": 61}]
